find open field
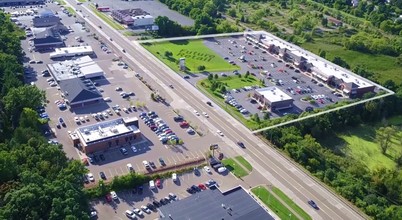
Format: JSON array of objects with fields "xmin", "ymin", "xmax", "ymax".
[
  {"xmin": 222, "ymin": 158, "xmax": 249, "ymax": 178},
  {"xmin": 319, "ymin": 125, "xmax": 402, "ymax": 171},
  {"xmin": 90, "ymin": 5, "xmax": 125, "ymax": 30},
  {"xmin": 235, "ymin": 156, "xmax": 253, "ymax": 172},
  {"xmin": 142, "ymin": 40, "xmax": 239, "ymax": 73},
  {"xmin": 302, "ymin": 39, "xmax": 401, "ymax": 84},
  {"xmin": 251, "ymin": 186, "xmax": 299, "ymax": 220},
  {"xmin": 271, "ymin": 187, "xmax": 312, "ymax": 220}
]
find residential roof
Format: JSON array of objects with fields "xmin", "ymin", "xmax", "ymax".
[
  {"xmin": 256, "ymin": 86, "xmax": 293, "ymax": 103},
  {"xmin": 58, "ymin": 78, "xmax": 102, "ymax": 105},
  {"xmin": 159, "ymin": 186, "xmax": 274, "ymax": 220}
]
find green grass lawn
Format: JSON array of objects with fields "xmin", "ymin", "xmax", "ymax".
[
  {"xmin": 302, "ymin": 39, "xmax": 401, "ymax": 84},
  {"xmin": 235, "ymin": 156, "xmax": 253, "ymax": 172},
  {"xmin": 66, "ymin": 7, "xmax": 76, "ymax": 15},
  {"xmin": 142, "ymin": 40, "xmax": 239, "ymax": 73},
  {"xmin": 319, "ymin": 125, "xmax": 402, "ymax": 171},
  {"xmin": 251, "ymin": 186, "xmax": 299, "ymax": 220},
  {"xmin": 200, "ymin": 75, "xmax": 263, "ymax": 90},
  {"xmin": 77, "ymin": 0, "xmax": 86, "ymax": 2},
  {"xmin": 90, "ymin": 5, "xmax": 125, "ymax": 30},
  {"xmin": 222, "ymin": 158, "xmax": 249, "ymax": 178},
  {"xmin": 271, "ymin": 187, "xmax": 312, "ymax": 220}
]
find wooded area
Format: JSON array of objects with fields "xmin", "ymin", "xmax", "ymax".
[{"xmin": 0, "ymin": 12, "xmax": 90, "ymax": 219}]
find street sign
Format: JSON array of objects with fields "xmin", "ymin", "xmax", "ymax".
[{"xmin": 210, "ymin": 144, "xmax": 219, "ymax": 150}]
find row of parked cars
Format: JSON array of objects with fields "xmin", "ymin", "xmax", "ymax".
[
  {"xmin": 186, "ymin": 179, "xmax": 217, "ymax": 194},
  {"xmin": 125, "ymin": 192, "xmax": 178, "ymax": 219},
  {"xmin": 139, "ymin": 111, "xmax": 180, "ymax": 144},
  {"xmin": 224, "ymin": 95, "xmax": 249, "ymax": 114}
]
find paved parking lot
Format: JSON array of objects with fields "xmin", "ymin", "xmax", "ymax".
[
  {"xmin": 185, "ymin": 35, "xmax": 348, "ymax": 118},
  {"xmin": 11, "ymin": 1, "xmax": 231, "ymax": 185},
  {"xmin": 91, "ymin": 168, "xmax": 242, "ymax": 220}
]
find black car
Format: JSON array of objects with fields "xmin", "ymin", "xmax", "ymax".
[
  {"xmin": 160, "ymin": 198, "xmax": 167, "ymax": 205},
  {"xmin": 193, "ymin": 168, "xmax": 200, "ymax": 176},
  {"xmin": 191, "ymin": 185, "xmax": 200, "ymax": 192},
  {"xmin": 149, "ymin": 161, "xmax": 156, "ymax": 169},
  {"xmin": 308, "ymin": 200, "xmax": 319, "ymax": 210},
  {"xmin": 152, "ymin": 200, "xmax": 161, "ymax": 207},
  {"xmin": 237, "ymin": 141, "xmax": 245, "ymax": 148},
  {"xmin": 100, "ymin": 172, "xmax": 106, "ymax": 180},
  {"xmin": 99, "ymin": 154, "xmax": 105, "ymax": 161},
  {"xmin": 206, "ymin": 101, "xmax": 212, "ymax": 106},
  {"xmin": 147, "ymin": 203, "xmax": 156, "ymax": 211},
  {"xmin": 173, "ymin": 115, "xmax": 184, "ymax": 122},
  {"xmin": 186, "ymin": 187, "xmax": 195, "ymax": 194},
  {"xmin": 159, "ymin": 158, "xmax": 166, "ymax": 166}
]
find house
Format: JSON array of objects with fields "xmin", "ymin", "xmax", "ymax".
[{"xmin": 32, "ymin": 27, "xmax": 64, "ymax": 49}]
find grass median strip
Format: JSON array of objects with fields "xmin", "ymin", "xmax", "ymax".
[
  {"xmin": 221, "ymin": 158, "xmax": 249, "ymax": 177},
  {"xmin": 90, "ymin": 5, "xmax": 125, "ymax": 30},
  {"xmin": 234, "ymin": 156, "xmax": 252, "ymax": 172},
  {"xmin": 55, "ymin": 0, "xmax": 66, "ymax": 5},
  {"xmin": 66, "ymin": 7, "xmax": 76, "ymax": 15},
  {"xmin": 251, "ymin": 186, "xmax": 299, "ymax": 220},
  {"xmin": 271, "ymin": 187, "xmax": 312, "ymax": 220}
]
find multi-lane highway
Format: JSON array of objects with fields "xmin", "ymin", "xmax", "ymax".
[{"xmin": 66, "ymin": 1, "xmax": 367, "ymax": 219}]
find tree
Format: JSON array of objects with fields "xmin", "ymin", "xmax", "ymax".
[
  {"xmin": 238, "ymin": 74, "xmax": 242, "ymax": 78},
  {"xmin": 245, "ymin": 71, "xmax": 250, "ymax": 78},
  {"xmin": 253, "ymin": 113, "xmax": 260, "ymax": 123},
  {"xmin": 376, "ymin": 126, "xmax": 396, "ymax": 154},
  {"xmin": 214, "ymin": 74, "xmax": 218, "ymax": 80},
  {"xmin": 321, "ymin": 17, "xmax": 328, "ymax": 27},
  {"xmin": 319, "ymin": 50, "xmax": 327, "ymax": 58},
  {"xmin": 164, "ymin": 51, "xmax": 173, "ymax": 57},
  {"xmin": 263, "ymin": 112, "xmax": 270, "ymax": 120},
  {"xmin": 208, "ymin": 74, "xmax": 213, "ymax": 81},
  {"xmin": 197, "ymin": 65, "xmax": 206, "ymax": 71},
  {"xmin": 220, "ymin": 86, "xmax": 227, "ymax": 94}
]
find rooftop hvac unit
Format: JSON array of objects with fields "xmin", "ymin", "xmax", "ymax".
[
  {"xmin": 84, "ymin": 129, "xmax": 89, "ymax": 134},
  {"xmin": 110, "ymin": 127, "xmax": 118, "ymax": 133}
]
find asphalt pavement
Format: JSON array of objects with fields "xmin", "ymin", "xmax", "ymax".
[{"xmin": 62, "ymin": 1, "xmax": 367, "ymax": 219}]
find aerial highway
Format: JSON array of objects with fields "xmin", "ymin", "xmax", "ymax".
[{"xmin": 66, "ymin": 1, "xmax": 367, "ymax": 219}]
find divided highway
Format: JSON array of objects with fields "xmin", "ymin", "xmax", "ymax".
[{"xmin": 66, "ymin": 1, "xmax": 367, "ymax": 219}]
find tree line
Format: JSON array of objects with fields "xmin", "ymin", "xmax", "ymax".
[{"xmin": 0, "ymin": 12, "xmax": 90, "ymax": 219}]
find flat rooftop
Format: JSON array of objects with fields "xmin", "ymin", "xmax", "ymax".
[
  {"xmin": 49, "ymin": 46, "xmax": 94, "ymax": 58},
  {"xmin": 47, "ymin": 56, "xmax": 104, "ymax": 81},
  {"xmin": 256, "ymin": 86, "xmax": 293, "ymax": 103},
  {"xmin": 159, "ymin": 186, "xmax": 274, "ymax": 220},
  {"xmin": 250, "ymin": 33, "xmax": 374, "ymax": 89},
  {"xmin": 77, "ymin": 118, "xmax": 139, "ymax": 145}
]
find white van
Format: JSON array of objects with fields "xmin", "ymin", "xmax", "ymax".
[
  {"xmin": 172, "ymin": 173, "xmax": 177, "ymax": 182},
  {"xmin": 149, "ymin": 180, "xmax": 155, "ymax": 189}
]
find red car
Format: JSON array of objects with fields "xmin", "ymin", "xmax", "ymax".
[
  {"xmin": 198, "ymin": 184, "xmax": 207, "ymax": 190},
  {"xmin": 179, "ymin": 121, "xmax": 189, "ymax": 128},
  {"xmin": 105, "ymin": 194, "xmax": 112, "ymax": 202},
  {"xmin": 156, "ymin": 179, "xmax": 161, "ymax": 188}
]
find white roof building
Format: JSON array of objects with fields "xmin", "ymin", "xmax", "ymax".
[
  {"xmin": 47, "ymin": 56, "xmax": 104, "ymax": 81},
  {"xmin": 50, "ymin": 46, "xmax": 94, "ymax": 59}
]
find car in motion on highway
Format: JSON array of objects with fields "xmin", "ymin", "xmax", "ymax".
[
  {"xmin": 308, "ymin": 200, "xmax": 319, "ymax": 210},
  {"xmin": 217, "ymin": 130, "xmax": 224, "ymax": 136},
  {"xmin": 237, "ymin": 141, "xmax": 245, "ymax": 148}
]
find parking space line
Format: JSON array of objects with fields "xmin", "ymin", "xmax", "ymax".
[
  {"xmin": 167, "ymin": 157, "xmax": 175, "ymax": 164},
  {"xmin": 108, "ymin": 169, "xmax": 113, "ymax": 178},
  {"xmin": 114, "ymin": 168, "xmax": 121, "ymax": 176},
  {"xmin": 174, "ymin": 154, "xmax": 182, "ymax": 162}
]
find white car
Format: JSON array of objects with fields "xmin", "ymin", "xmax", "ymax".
[
  {"xmin": 87, "ymin": 173, "xmax": 94, "ymax": 181},
  {"xmin": 74, "ymin": 117, "xmax": 80, "ymax": 123},
  {"xmin": 142, "ymin": 160, "xmax": 150, "ymax": 168},
  {"xmin": 140, "ymin": 205, "xmax": 151, "ymax": 214},
  {"xmin": 107, "ymin": 109, "xmax": 113, "ymax": 115},
  {"xmin": 123, "ymin": 107, "xmax": 128, "ymax": 113},
  {"xmin": 194, "ymin": 110, "xmax": 200, "ymax": 116},
  {"xmin": 84, "ymin": 115, "xmax": 89, "ymax": 121},
  {"xmin": 79, "ymin": 116, "xmax": 85, "ymax": 122},
  {"xmin": 203, "ymin": 112, "xmax": 209, "ymax": 118},
  {"xmin": 127, "ymin": 163, "xmax": 134, "ymax": 171},
  {"xmin": 103, "ymin": 97, "xmax": 111, "ymax": 102},
  {"xmin": 218, "ymin": 167, "xmax": 227, "ymax": 173},
  {"xmin": 133, "ymin": 208, "xmax": 144, "ymax": 216},
  {"xmin": 204, "ymin": 166, "xmax": 211, "ymax": 174},
  {"xmin": 172, "ymin": 173, "xmax": 177, "ymax": 182},
  {"xmin": 110, "ymin": 191, "xmax": 118, "ymax": 200},
  {"xmin": 217, "ymin": 130, "xmax": 224, "ymax": 136},
  {"xmin": 125, "ymin": 210, "xmax": 135, "ymax": 219},
  {"xmin": 115, "ymin": 87, "xmax": 122, "ymax": 91},
  {"xmin": 131, "ymin": 145, "xmax": 137, "ymax": 153},
  {"xmin": 102, "ymin": 112, "xmax": 108, "ymax": 118}
]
